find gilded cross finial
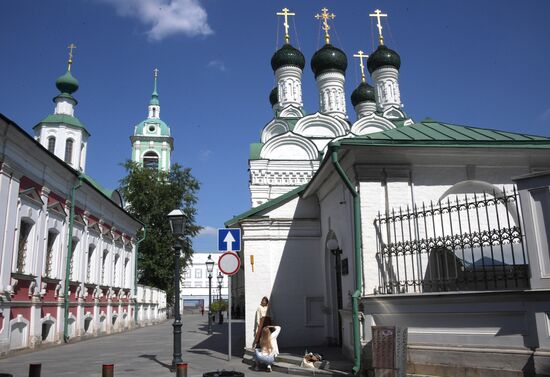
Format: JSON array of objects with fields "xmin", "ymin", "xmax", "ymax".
[
  {"xmin": 353, "ymin": 50, "xmax": 369, "ymax": 82},
  {"xmin": 67, "ymin": 43, "xmax": 76, "ymax": 71},
  {"xmin": 315, "ymin": 7, "xmax": 336, "ymax": 44},
  {"xmin": 276, "ymin": 7, "xmax": 296, "ymax": 44},
  {"xmin": 369, "ymin": 9, "xmax": 388, "ymax": 45}
]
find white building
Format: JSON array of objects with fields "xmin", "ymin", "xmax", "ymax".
[
  {"xmin": 227, "ymin": 9, "xmax": 550, "ymax": 377},
  {"xmin": 0, "ymin": 54, "xmax": 166, "ymax": 356},
  {"xmin": 181, "ymin": 252, "xmax": 229, "ymax": 310}
]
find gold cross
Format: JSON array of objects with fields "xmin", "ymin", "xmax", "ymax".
[
  {"xmin": 276, "ymin": 7, "xmax": 296, "ymax": 44},
  {"xmin": 369, "ymin": 9, "xmax": 388, "ymax": 45},
  {"xmin": 353, "ymin": 50, "xmax": 369, "ymax": 82},
  {"xmin": 315, "ymin": 7, "xmax": 336, "ymax": 44},
  {"xmin": 67, "ymin": 43, "xmax": 76, "ymax": 71}
]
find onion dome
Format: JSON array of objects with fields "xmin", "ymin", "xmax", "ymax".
[
  {"xmin": 269, "ymin": 87, "xmax": 278, "ymax": 107},
  {"xmin": 367, "ymin": 45, "xmax": 401, "ymax": 74},
  {"xmin": 271, "ymin": 44, "xmax": 305, "ymax": 71},
  {"xmin": 55, "ymin": 70, "xmax": 79, "ymax": 94},
  {"xmin": 351, "ymin": 82, "xmax": 375, "ymax": 107},
  {"xmin": 310, "ymin": 44, "xmax": 348, "ymax": 78}
]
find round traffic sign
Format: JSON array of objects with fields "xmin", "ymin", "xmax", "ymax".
[{"xmin": 218, "ymin": 252, "xmax": 241, "ymax": 276}]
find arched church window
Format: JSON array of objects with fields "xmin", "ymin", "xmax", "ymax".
[
  {"xmin": 45, "ymin": 230, "xmax": 58, "ymax": 277},
  {"xmin": 17, "ymin": 220, "xmax": 33, "ymax": 273},
  {"xmin": 65, "ymin": 139, "xmax": 74, "ymax": 163},
  {"xmin": 143, "ymin": 151, "xmax": 159, "ymax": 170},
  {"xmin": 47, "ymin": 137, "xmax": 56, "ymax": 153}
]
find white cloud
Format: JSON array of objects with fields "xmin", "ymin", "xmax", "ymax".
[
  {"xmin": 207, "ymin": 60, "xmax": 226, "ymax": 72},
  {"xmin": 199, "ymin": 149, "xmax": 213, "ymax": 161},
  {"xmin": 99, "ymin": 0, "xmax": 213, "ymax": 41},
  {"xmin": 198, "ymin": 226, "xmax": 217, "ymax": 237}
]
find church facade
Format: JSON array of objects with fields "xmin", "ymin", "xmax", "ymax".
[
  {"xmin": 0, "ymin": 55, "xmax": 166, "ymax": 355},
  {"xmin": 228, "ymin": 8, "xmax": 550, "ymax": 376}
]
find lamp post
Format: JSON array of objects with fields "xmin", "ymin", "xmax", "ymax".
[
  {"xmin": 167, "ymin": 209, "xmax": 187, "ymax": 368},
  {"xmin": 205, "ymin": 254, "xmax": 215, "ymax": 335},
  {"xmin": 217, "ymin": 272, "xmax": 223, "ymax": 301}
]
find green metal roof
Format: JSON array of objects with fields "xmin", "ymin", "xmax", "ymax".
[
  {"xmin": 225, "ymin": 185, "xmax": 306, "ymax": 227},
  {"xmin": 36, "ymin": 114, "xmax": 90, "ymax": 136},
  {"xmin": 82, "ymin": 174, "xmax": 113, "ymax": 198},
  {"xmin": 135, "ymin": 117, "xmax": 170, "ymax": 136},
  {"xmin": 340, "ymin": 119, "xmax": 550, "ymax": 148},
  {"xmin": 249, "ymin": 143, "xmax": 263, "ymax": 159}
]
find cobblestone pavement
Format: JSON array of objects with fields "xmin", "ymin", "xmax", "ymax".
[{"xmin": 0, "ymin": 313, "xmax": 284, "ymax": 377}]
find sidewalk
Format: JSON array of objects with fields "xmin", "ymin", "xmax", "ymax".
[{"xmin": 0, "ymin": 314, "xmax": 285, "ymax": 377}]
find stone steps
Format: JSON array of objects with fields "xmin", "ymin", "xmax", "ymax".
[
  {"xmin": 243, "ymin": 348, "xmax": 441, "ymax": 377},
  {"xmin": 242, "ymin": 348, "xmax": 351, "ymax": 376}
]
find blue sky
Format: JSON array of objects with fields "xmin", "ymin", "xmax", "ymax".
[{"xmin": 2, "ymin": 1, "xmax": 550, "ymax": 252}]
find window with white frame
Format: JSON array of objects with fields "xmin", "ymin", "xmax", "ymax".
[
  {"xmin": 16, "ymin": 220, "xmax": 33, "ymax": 274},
  {"xmin": 87, "ymin": 245, "xmax": 95, "ymax": 282},
  {"xmin": 45, "ymin": 230, "xmax": 58, "ymax": 277},
  {"xmin": 195, "ymin": 269, "xmax": 202, "ymax": 278},
  {"xmin": 183, "ymin": 269, "xmax": 191, "ymax": 279}
]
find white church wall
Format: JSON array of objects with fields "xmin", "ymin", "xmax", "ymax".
[{"xmin": 240, "ymin": 195, "xmax": 324, "ymax": 348}]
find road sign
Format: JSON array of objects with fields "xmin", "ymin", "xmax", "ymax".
[
  {"xmin": 218, "ymin": 252, "xmax": 241, "ymax": 276},
  {"xmin": 218, "ymin": 228, "xmax": 241, "ymax": 251}
]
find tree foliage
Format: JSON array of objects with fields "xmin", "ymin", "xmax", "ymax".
[{"xmin": 119, "ymin": 161, "xmax": 201, "ymax": 304}]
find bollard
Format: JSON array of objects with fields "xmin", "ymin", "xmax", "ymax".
[
  {"xmin": 28, "ymin": 363, "xmax": 41, "ymax": 377},
  {"xmin": 176, "ymin": 363, "xmax": 188, "ymax": 377},
  {"xmin": 102, "ymin": 364, "xmax": 114, "ymax": 377}
]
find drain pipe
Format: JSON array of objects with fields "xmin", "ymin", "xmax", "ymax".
[
  {"xmin": 134, "ymin": 226, "xmax": 147, "ymax": 325},
  {"xmin": 63, "ymin": 175, "xmax": 83, "ymax": 342},
  {"xmin": 330, "ymin": 145, "xmax": 363, "ymax": 375}
]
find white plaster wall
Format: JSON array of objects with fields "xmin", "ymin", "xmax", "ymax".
[{"xmin": 240, "ymin": 195, "xmax": 324, "ymax": 347}]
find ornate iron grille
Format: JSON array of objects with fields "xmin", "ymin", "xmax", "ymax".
[{"xmin": 374, "ymin": 187, "xmax": 529, "ymax": 294}]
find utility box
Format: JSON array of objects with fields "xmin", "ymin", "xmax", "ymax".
[{"xmin": 371, "ymin": 326, "xmax": 408, "ymax": 377}]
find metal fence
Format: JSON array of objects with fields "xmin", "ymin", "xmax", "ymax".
[{"xmin": 374, "ymin": 187, "xmax": 529, "ymax": 294}]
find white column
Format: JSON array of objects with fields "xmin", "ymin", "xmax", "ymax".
[
  {"xmin": 316, "ymin": 71, "xmax": 347, "ymax": 119},
  {"xmin": 371, "ymin": 67, "xmax": 402, "ymax": 112},
  {"xmin": 275, "ymin": 66, "xmax": 303, "ymax": 109}
]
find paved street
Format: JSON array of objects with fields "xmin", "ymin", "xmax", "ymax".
[{"xmin": 0, "ymin": 314, "xmax": 286, "ymax": 377}]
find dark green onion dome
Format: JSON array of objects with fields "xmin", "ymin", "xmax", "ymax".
[
  {"xmin": 310, "ymin": 44, "xmax": 348, "ymax": 78},
  {"xmin": 269, "ymin": 87, "xmax": 278, "ymax": 106},
  {"xmin": 55, "ymin": 70, "xmax": 79, "ymax": 94},
  {"xmin": 367, "ymin": 45, "xmax": 401, "ymax": 74},
  {"xmin": 271, "ymin": 44, "xmax": 306, "ymax": 71},
  {"xmin": 351, "ymin": 82, "xmax": 376, "ymax": 107}
]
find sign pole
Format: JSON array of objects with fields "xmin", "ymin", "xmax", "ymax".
[{"xmin": 228, "ymin": 275, "xmax": 232, "ymax": 361}]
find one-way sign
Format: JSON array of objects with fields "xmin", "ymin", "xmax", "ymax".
[{"xmin": 218, "ymin": 228, "xmax": 241, "ymax": 252}]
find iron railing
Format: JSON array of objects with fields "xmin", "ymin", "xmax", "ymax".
[{"xmin": 374, "ymin": 187, "xmax": 529, "ymax": 294}]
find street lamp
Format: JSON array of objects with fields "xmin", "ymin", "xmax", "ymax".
[
  {"xmin": 217, "ymin": 272, "xmax": 223, "ymax": 301},
  {"xmin": 205, "ymin": 254, "xmax": 215, "ymax": 335},
  {"xmin": 167, "ymin": 209, "xmax": 187, "ymax": 368}
]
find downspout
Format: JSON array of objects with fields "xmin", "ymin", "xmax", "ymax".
[
  {"xmin": 330, "ymin": 145, "xmax": 363, "ymax": 375},
  {"xmin": 134, "ymin": 226, "xmax": 146, "ymax": 325},
  {"xmin": 63, "ymin": 175, "xmax": 83, "ymax": 342}
]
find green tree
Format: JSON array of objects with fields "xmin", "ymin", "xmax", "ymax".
[{"xmin": 119, "ymin": 161, "xmax": 201, "ymax": 304}]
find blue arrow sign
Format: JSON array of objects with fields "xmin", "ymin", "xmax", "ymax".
[{"xmin": 218, "ymin": 228, "xmax": 241, "ymax": 252}]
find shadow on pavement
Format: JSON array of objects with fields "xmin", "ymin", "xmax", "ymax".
[
  {"xmin": 190, "ymin": 319, "xmax": 245, "ymax": 358},
  {"xmin": 139, "ymin": 354, "xmax": 172, "ymax": 370}
]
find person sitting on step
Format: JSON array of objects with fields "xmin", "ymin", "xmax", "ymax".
[{"xmin": 253, "ymin": 325, "xmax": 281, "ymax": 372}]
